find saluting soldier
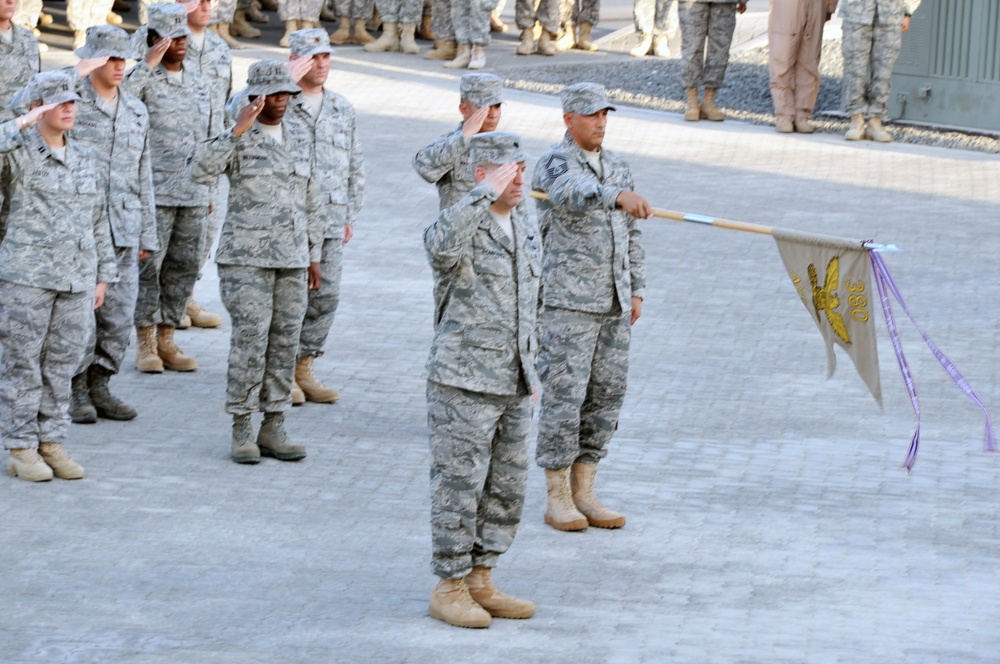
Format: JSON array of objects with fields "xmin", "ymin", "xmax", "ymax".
[
  {"xmin": 65, "ymin": 26, "xmax": 159, "ymax": 425},
  {"xmin": 124, "ymin": 2, "xmax": 224, "ymax": 374},
  {"xmin": 423, "ymin": 131, "xmax": 539, "ymax": 629},
  {"xmin": 192, "ymin": 60, "xmax": 321, "ymax": 464},
  {"xmin": 1, "ymin": 71, "xmax": 118, "ymax": 482},
  {"xmin": 531, "ymin": 82, "xmax": 650, "ymax": 533}
]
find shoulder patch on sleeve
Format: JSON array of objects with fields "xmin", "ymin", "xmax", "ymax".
[{"xmin": 544, "ymin": 154, "xmax": 568, "ymax": 179}]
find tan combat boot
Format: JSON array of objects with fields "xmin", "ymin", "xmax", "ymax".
[
  {"xmin": 364, "ymin": 21, "xmax": 399, "ymax": 51},
  {"xmin": 73, "ymin": 30, "xmax": 86, "ymax": 49},
  {"xmin": 652, "ymin": 34, "xmax": 669, "ymax": 56},
  {"xmin": 295, "ymin": 356, "xmax": 340, "ymax": 403},
  {"xmin": 135, "ymin": 325, "xmax": 164, "ymax": 373},
  {"xmin": 866, "ymin": 117, "xmax": 892, "ymax": 142},
  {"xmin": 106, "ymin": 12, "xmax": 123, "ymax": 25},
  {"xmin": 700, "ymin": 87, "xmax": 724, "ymax": 121},
  {"xmin": 399, "ymin": 22, "xmax": 419, "ymax": 53},
  {"xmin": 232, "ymin": 9, "xmax": 261, "ymax": 37},
  {"xmin": 186, "ymin": 300, "xmax": 222, "ymax": 328},
  {"xmin": 543, "ymin": 467, "xmax": 588, "ymax": 531},
  {"xmin": 214, "ymin": 23, "xmax": 241, "ymax": 49},
  {"xmin": 425, "ymin": 38, "xmax": 457, "ymax": 60},
  {"xmin": 465, "ymin": 566, "xmax": 535, "ymax": 619},
  {"xmin": 629, "ymin": 32, "xmax": 652, "ymax": 57},
  {"xmin": 443, "ymin": 43, "xmax": 471, "ymax": 69},
  {"xmin": 576, "ymin": 22, "xmax": 597, "ymax": 51},
  {"xmin": 157, "ymin": 325, "xmax": 198, "ymax": 372},
  {"xmin": 490, "ymin": 11, "xmax": 507, "ymax": 32},
  {"xmin": 515, "ymin": 27, "xmax": 534, "ymax": 55},
  {"xmin": 571, "ymin": 462, "xmax": 625, "ymax": 528},
  {"xmin": 775, "ymin": 116, "xmax": 794, "ymax": 133},
  {"xmin": 7, "ymin": 448, "xmax": 54, "ymax": 482},
  {"xmin": 467, "ymin": 44, "xmax": 486, "ymax": 69},
  {"xmin": 279, "ymin": 19, "xmax": 298, "ymax": 46},
  {"xmin": 418, "ymin": 12, "xmax": 434, "ymax": 40},
  {"xmin": 683, "ymin": 87, "xmax": 700, "ymax": 122},
  {"xmin": 353, "ymin": 17, "xmax": 375, "ymax": 43},
  {"xmin": 231, "ymin": 414, "xmax": 260, "ymax": 464},
  {"xmin": 291, "ymin": 381, "xmax": 306, "ymax": 405},
  {"xmin": 246, "ymin": 0, "xmax": 269, "ymax": 23},
  {"xmin": 537, "ymin": 30, "xmax": 556, "ymax": 55},
  {"xmin": 554, "ymin": 21, "xmax": 574, "ymax": 50},
  {"xmin": 794, "ymin": 114, "xmax": 815, "ymax": 134},
  {"xmin": 844, "ymin": 113, "xmax": 866, "ymax": 140},
  {"xmin": 70, "ymin": 372, "xmax": 97, "ymax": 424},
  {"xmin": 38, "ymin": 443, "xmax": 85, "ymax": 480},
  {"xmin": 329, "ymin": 16, "xmax": 351, "ymax": 44},
  {"xmin": 257, "ymin": 413, "xmax": 306, "ymax": 460},
  {"xmin": 429, "ymin": 577, "xmax": 492, "ymax": 628}
]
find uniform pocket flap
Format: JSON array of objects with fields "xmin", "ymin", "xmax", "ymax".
[{"xmin": 463, "ymin": 327, "xmax": 507, "ymax": 351}]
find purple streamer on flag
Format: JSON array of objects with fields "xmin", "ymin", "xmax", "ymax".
[{"xmin": 869, "ymin": 251, "xmax": 997, "ymax": 471}]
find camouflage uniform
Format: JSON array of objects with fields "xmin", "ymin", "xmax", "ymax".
[
  {"xmin": 424, "ymin": 132, "xmax": 540, "ymax": 579},
  {"xmin": 678, "ymin": 0, "xmax": 739, "ymax": 89},
  {"xmin": 0, "ymin": 101, "xmax": 118, "ymax": 450},
  {"xmin": 559, "ymin": 0, "xmax": 600, "ymax": 28},
  {"xmin": 192, "ymin": 68, "xmax": 320, "ymax": 416},
  {"xmin": 124, "ymin": 17, "xmax": 224, "ymax": 329},
  {"xmin": 431, "ymin": 0, "xmax": 455, "ymax": 40},
  {"xmin": 331, "ymin": 0, "xmax": 375, "ymax": 22},
  {"xmin": 841, "ymin": 0, "xmax": 920, "ymax": 118},
  {"xmin": 634, "ymin": 0, "xmax": 675, "ymax": 35},
  {"xmin": 211, "ymin": 0, "xmax": 237, "ymax": 24},
  {"xmin": 531, "ymin": 88, "xmax": 645, "ymax": 471},
  {"xmin": 515, "ymin": 0, "xmax": 560, "ymax": 34},
  {"xmin": 279, "ymin": 0, "xmax": 325, "ymax": 22},
  {"xmin": 66, "ymin": 0, "xmax": 115, "ymax": 33},
  {"xmin": 374, "ymin": 0, "xmax": 422, "ymax": 23},
  {"xmin": 450, "ymin": 0, "xmax": 491, "ymax": 46},
  {"xmin": 0, "ymin": 22, "xmax": 40, "ymax": 231}
]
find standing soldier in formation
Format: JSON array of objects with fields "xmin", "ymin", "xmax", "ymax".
[
  {"xmin": 287, "ymin": 29, "xmax": 365, "ymax": 404},
  {"xmin": 443, "ymin": 0, "xmax": 492, "ymax": 69},
  {"xmin": 531, "ymin": 82, "xmax": 649, "ymax": 533},
  {"xmin": 1, "ymin": 72, "xmax": 118, "ymax": 482},
  {"xmin": 124, "ymin": 2, "xmax": 224, "ymax": 374},
  {"xmin": 769, "ymin": 0, "xmax": 838, "ymax": 133},
  {"xmin": 424, "ymin": 0, "xmax": 456, "ymax": 60},
  {"xmin": 192, "ymin": 60, "xmax": 321, "ymax": 464},
  {"xmin": 556, "ymin": 0, "xmax": 600, "ymax": 51},
  {"xmin": 423, "ymin": 131, "xmax": 539, "ymax": 629},
  {"xmin": 630, "ymin": 0, "xmax": 675, "ymax": 57},
  {"xmin": 66, "ymin": 27, "xmax": 159, "ymax": 425},
  {"xmin": 326, "ymin": 0, "xmax": 375, "ymax": 45},
  {"xmin": 840, "ymin": 0, "xmax": 920, "ymax": 142},
  {"xmin": 514, "ymin": 0, "xmax": 560, "ymax": 56},
  {"xmin": 678, "ymin": 0, "xmax": 746, "ymax": 121},
  {"xmin": 364, "ymin": 0, "xmax": 421, "ymax": 54}
]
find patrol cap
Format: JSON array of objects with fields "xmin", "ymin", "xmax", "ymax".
[
  {"xmin": 74, "ymin": 25, "xmax": 140, "ymax": 60},
  {"xmin": 469, "ymin": 131, "xmax": 529, "ymax": 166},
  {"xmin": 147, "ymin": 3, "xmax": 191, "ymax": 39},
  {"xmin": 289, "ymin": 28, "xmax": 335, "ymax": 57},
  {"xmin": 245, "ymin": 60, "xmax": 301, "ymax": 98},
  {"xmin": 25, "ymin": 70, "xmax": 83, "ymax": 106},
  {"xmin": 560, "ymin": 82, "xmax": 616, "ymax": 115},
  {"xmin": 460, "ymin": 73, "xmax": 503, "ymax": 108}
]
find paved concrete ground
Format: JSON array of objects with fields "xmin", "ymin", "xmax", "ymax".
[{"xmin": 5, "ymin": 29, "xmax": 1000, "ymax": 664}]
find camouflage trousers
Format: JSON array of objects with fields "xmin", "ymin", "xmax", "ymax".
[
  {"xmin": 374, "ymin": 0, "xmax": 422, "ymax": 23},
  {"xmin": 279, "ymin": 0, "xmax": 325, "ymax": 21},
  {"xmin": 535, "ymin": 306, "xmax": 630, "ymax": 470},
  {"xmin": 211, "ymin": 0, "xmax": 237, "ymax": 23},
  {"xmin": 331, "ymin": 0, "xmax": 375, "ymax": 18},
  {"xmin": 431, "ymin": 0, "xmax": 454, "ymax": 39},
  {"xmin": 634, "ymin": 0, "xmax": 675, "ymax": 35},
  {"xmin": 78, "ymin": 246, "xmax": 140, "ymax": 377},
  {"xmin": 67, "ymin": 0, "xmax": 115, "ymax": 31},
  {"xmin": 558, "ymin": 0, "xmax": 599, "ymax": 27},
  {"xmin": 678, "ymin": 1, "xmax": 737, "ymax": 89},
  {"xmin": 427, "ymin": 381, "xmax": 530, "ymax": 579},
  {"xmin": 0, "ymin": 282, "xmax": 90, "ymax": 450},
  {"xmin": 841, "ymin": 18, "xmax": 903, "ymax": 118},
  {"xmin": 135, "ymin": 206, "xmax": 207, "ymax": 329},
  {"xmin": 451, "ymin": 0, "xmax": 491, "ymax": 45},
  {"xmin": 515, "ymin": 0, "xmax": 560, "ymax": 33},
  {"xmin": 299, "ymin": 237, "xmax": 344, "ymax": 360},
  {"xmin": 219, "ymin": 266, "xmax": 307, "ymax": 416},
  {"xmin": 13, "ymin": 0, "xmax": 42, "ymax": 27}
]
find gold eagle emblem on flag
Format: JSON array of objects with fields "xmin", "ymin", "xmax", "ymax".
[{"xmin": 808, "ymin": 257, "xmax": 850, "ymax": 345}]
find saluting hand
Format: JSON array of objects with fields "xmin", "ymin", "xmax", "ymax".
[
  {"xmin": 287, "ymin": 55, "xmax": 313, "ymax": 84},
  {"xmin": 17, "ymin": 102, "xmax": 59, "ymax": 130},
  {"xmin": 76, "ymin": 56, "xmax": 109, "ymax": 78},
  {"xmin": 233, "ymin": 95, "xmax": 265, "ymax": 137},
  {"xmin": 180, "ymin": 0, "xmax": 200, "ymax": 13},
  {"xmin": 461, "ymin": 105, "xmax": 490, "ymax": 139},
  {"xmin": 145, "ymin": 37, "xmax": 171, "ymax": 67},
  {"xmin": 482, "ymin": 161, "xmax": 519, "ymax": 195}
]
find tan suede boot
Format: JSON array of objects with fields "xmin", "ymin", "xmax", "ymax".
[
  {"xmin": 543, "ymin": 467, "xmax": 588, "ymax": 531},
  {"xmin": 246, "ymin": 0, "xmax": 269, "ymax": 23},
  {"xmin": 279, "ymin": 19, "xmax": 298, "ymax": 46},
  {"xmin": 866, "ymin": 117, "xmax": 892, "ymax": 142},
  {"xmin": 775, "ymin": 116, "xmax": 794, "ymax": 133},
  {"xmin": 7, "ymin": 448, "xmax": 54, "ymax": 482},
  {"xmin": 353, "ymin": 17, "xmax": 375, "ymax": 43},
  {"xmin": 232, "ymin": 9, "xmax": 261, "ymax": 37},
  {"xmin": 652, "ymin": 34, "xmax": 669, "ymax": 56},
  {"xmin": 490, "ymin": 11, "xmax": 507, "ymax": 32},
  {"xmin": 38, "ymin": 443, "xmax": 85, "ymax": 480},
  {"xmin": 844, "ymin": 113, "xmax": 866, "ymax": 141},
  {"xmin": 443, "ymin": 43, "xmax": 471, "ymax": 68},
  {"xmin": 425, "ymin": 38, "xmax": 457, "ymax": 60},
  {"xmin": 515, "ymin": 27, "xmax": 534, "ymax": 55},
  {"xmin": 329, "ymin": 16, "xmax": 351, "ymax": 44},
  {"xmin": 418, "ymin": 12, "xmax": 434, "ymax": 40},
  {"xmin": 467, "ymin": 44, "xmax": 486, "ymax": 69},
  {"xmin": 794, "ymin": 114, "xmax": 815, "ymax": 134},
  {"xmin": 571, "ymin": 462, "xmax": 625, "ymax": 528},
  {"xmin": 231, "ymin": 414, "xmax": 259, "ymax": 464},
  {"xmin": 364, "ymin": 21, "xmax": 399, "ymax": 51},
  {"xmin": 537, "ymin": 30, "xmax": 556, "ymax": 55},
  {"xmin": 465, "ymin": 566, "xmax": 535, "ymax": 619},
  {"xmin": 399, "ymin": 22, "xmax": 419, "ymax": 53},
  {"xmin": 157, "ymin": 325, "xmax": 198, "ymax": 372},
  {"xmin": 106, "ymin": 12, "xmax": 123, "ymax": 24},
  {"xmin": 576, "ymin": 22, "xmax": 597, "ymax": 51},
  {"xmin": 135, "ymin": 325, "xmax": 164, "ymax": 373},
  {"xmin": 186, "ymin": 300, "xmax": 222, "ymax": 328},
  {"xmin": 215, "ymin": 23, "xmax": 241, "ymax": 48},
  {"xmin": 700, "ymin": 87, "xmax": 724, "ymax": 121},
  {"xmin": 429, "ymin": 577, "xmax": 492, "ymax": 628},
  {"xmin": 629, "ymin": 32, "xmax": 652, "ymax": 57},
  {"xmin": 684, "ymin": 87, "xmax": 700, "ymax": 122},
  {"xmin": 554, "ymin": 21, "xmax": 574, "ymax": 50},
  {"xmin": 257, "ymin": 412, "xmax": 306, "ymax": 460},
  {"xmin": 295, "ymin": 356, "xmax": 340, "ymax": 403},
  {"xmin": 291, "ymin": 381, "xmax": 306, "ymax": 405}
]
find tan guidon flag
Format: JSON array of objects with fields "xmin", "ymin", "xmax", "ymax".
[{"xmin": 773, "ymin": 228, "xmax": 881, "ymax": 406}]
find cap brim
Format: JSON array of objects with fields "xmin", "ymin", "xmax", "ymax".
[
  {"xmin": 247, "ymin": 84, "xmax": 302, "ymax": 97},
  {"xmin": 74, "ymin": 46, "xmax": 140, "ymax": 60},
  {"xmin": 295, "ymin": 45, "xmax": 335, "ymax": 57},
  {"xmin": 44, "ymin": 91, "xmax": 84, "ymax": 105}
]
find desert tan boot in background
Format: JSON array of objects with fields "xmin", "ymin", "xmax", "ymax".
[
  {"xmin": 844, "ymin": 113, "xmax": 866, "ymax": 140},
  {"xmin": 291, "ymin": 381, "xmax": 306, "ymax": 405},
  {"xmin": 231, "ymin": 415, "xmax": 260, "ymax": 464},
  {"xmin": 700, "ymin": 88, "xmax": 724, "ymax": 121},
  {"xmin": 866, "ymin": 117, "xmax": 892, "ymax": 142},
  {"xmin": 465, "ymin": 566, "xmax": 535, "ymax": 619},
  {"xmin": 135, "ymin": 325, "xmax": 164, "ymax": 373},
  {"xmin": 295, "ymin": 356, "xmax": 339, "ymax": 403},
  {"xmin": 629, "ymin": 33, "xmax": 652, "ymax": 57},
  {"xmin": 257, "ymin": 413, "xmax": 306, "ymax": 460},
  {"xmin": 543, "ymin": 467, "xmax": 589, "ymax": 531},
  {"xmin": 429, "ymin": 577, "xmax": 492, "ymax": 628},
  {"xmin": 684, "ymin": 87, "xmax": 700, "ymax": 121},
  {"xmin": 7, "ymin": 448, "xmax": 54, "ymax": 482},
  {"xmin": 352, "ymin": 18, "xmax": 375, "ymax": 44},
  {"xmin": 794, "ymin": 115, "xmax": 815, "ymax": 134},
  {"xmin": 329, "ymin": 16, "xmax": 351, "ymax": 44},
  {"xmin": 364, "ymin": 21, "xmax": 399, "ymax": 51},
  {"xmin": 516, "ymin": 28, "xmax": 534, "ymax": 55},
  {"xmin": 575, "ymin": 21, "xmax": 597, "ymax": 50},
  {"xmin": 38, "ymin": 443, "xmax": 84, "ymax": 480},
  {"xmin": 425, "ymin": 39, "xmax": 456, "ymax": 60},
  {"xmin": 186, "ymin": 300, "xmax": 222, "ymax": 328},
  {"xmin": 537, "ymin": 30, "xmax": 556, "ymax": 55},
  {"xmin": 775, "ymin": 116, "xmax": 794, "ymax": 133},
  {"xmin": 571, "ymin": 463, "xmax": 625, "ymax": 528},
  {"xmin": 157, "ymin": 325, "xmax": 198, "ymax": 371}
]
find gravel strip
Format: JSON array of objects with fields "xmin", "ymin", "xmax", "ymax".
[{"xmin": 496, "ymin": 40, "xmax": 1000, "ymax": 153}]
